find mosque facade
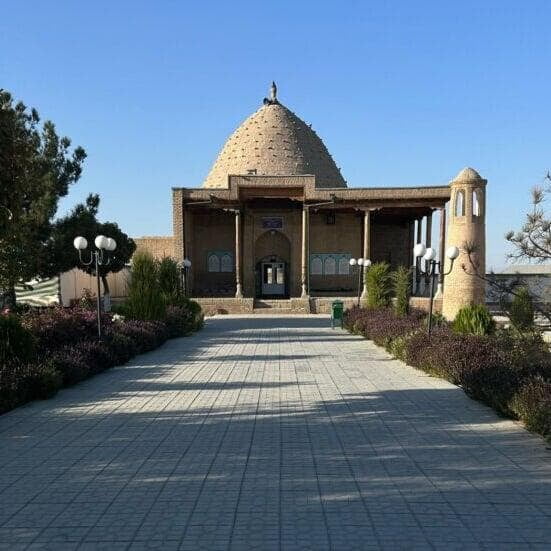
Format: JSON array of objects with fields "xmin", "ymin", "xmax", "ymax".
[{"xmin": 165, "ymin": 84, "xmax": 486, "ymax": 316}]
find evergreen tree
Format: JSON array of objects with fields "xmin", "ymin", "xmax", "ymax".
[
  {"xmin": 0, "ymin": 89, "xmax": 86, "ymax": 306},
  {"xmin": 43, "ymin": 194, "xmax": 136, "ymax": 296}
]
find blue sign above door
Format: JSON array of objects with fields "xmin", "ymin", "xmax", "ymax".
[{"xmin": 262, "ymin": 217, "xmax": 283, "ymax": 229}]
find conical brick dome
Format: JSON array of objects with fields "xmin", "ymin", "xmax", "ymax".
[{"xmin": 202, "ymin": 88, "xmax": 346, "ymax": 189}]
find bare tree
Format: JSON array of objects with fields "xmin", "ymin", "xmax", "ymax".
[{"xmin": 461, "ymin": 172, "xmax": 551, "ymax": 325}]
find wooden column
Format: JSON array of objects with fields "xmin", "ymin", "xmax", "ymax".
[
  {"xmin": 414, "ymin": 217, "xmax": 423, "ymax": 294},
  {"xmin": 184, "ymin": 210, "xmax": 194, "ymax": 296},
  {"xmin": 301, "ymin": 207, "xmax": 308, "ymax": 298},
  {"xmin": 435, "ymin": 206, "xmax": 446, "ymax": 298},
  {"xmin": 360, "ymin": 210, "xmax": 371, "ymax": 299},
  {"xmin": 424, "ymin": 211, "xmax": 433, "ymax": 275},
  {"xmin": 235, "ymin": 210, "xmax": 243, "ymax": 298}
]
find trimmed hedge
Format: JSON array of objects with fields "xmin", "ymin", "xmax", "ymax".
[
  {"xmin": 1, "ymin": 299, "xmax": 203, "ymax": 415},
  {"xmin": 344, "ymin": 306, "xmax": 551, "ymax": 439}
]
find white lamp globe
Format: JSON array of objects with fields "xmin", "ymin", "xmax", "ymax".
[
  {"xmin": 349, "ymin": 258, "xmax": 357, "ymax": 266},
  {"xmin": 94, "ymin": 235, "xmax": 108, "ymax": 249},
  {"xmin": 413, "ymin": 243, "xmax": 426, "ymax": 258},
  {"xmin": 358, "ymin": 258, "xmax": 364, "ymax": 266},
  {"xmin": 423, "ymin": 247, "xmax": 437, "ymax": 261},
  {"xmin": 106, "ymin": 238, "xmax": 117, "ymax": 251},
  {"xmin": 363, "ymin": 259, "xmax": 372, "ymax": 267},
  {"xmin": 183, "ymin": 258, "xmax": 192, "ymax": 268},
  {"xmin": 73, "ymin": 236, "xmax": 88, "ymax": 250},
  {"xmin": 446, "ymin": 245, "xmax": 460, "ymax": 260}
]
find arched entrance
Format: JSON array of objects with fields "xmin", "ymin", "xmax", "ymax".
[{"xmin": 254, "ymin": 230, "xmax": 291, "ymax": 298}]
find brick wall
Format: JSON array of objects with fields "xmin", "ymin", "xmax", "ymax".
[{"xmin": 134, "ymin": 236, "xmax": 174, "ymax": 260}]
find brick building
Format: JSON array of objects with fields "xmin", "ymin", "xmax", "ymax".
[{"xmin": 155, "ymin": 84, "xmax": 485, "ymax": 316}]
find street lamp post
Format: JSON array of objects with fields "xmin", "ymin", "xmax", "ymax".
[
  {"xmin": 413, "ymin": 243, "xmax": 459, "ymax": 336},
  {"xmin": 349, "ymin": 257, "xmax": 371, "ymax": 306},
  {"xmin": 181, "ymin": 258, "xmax": 192, "ymax": 297},
  {"xmin": 73, "ymin": 235, "xmax": 117, "ymax": 339}
]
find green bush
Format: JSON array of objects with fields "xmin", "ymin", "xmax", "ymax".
[
  {"xmin": 392, "ymin": 266, "xmax": 411, "ymax": 317},
  {"xmin": 158, "ymin": 256, "xmax": 182, "ymax": 302},
  {"xmin": 365, "ymin": 262, "xmax": 392, "ymax": 309},
  {"xmin": 0, "ymin": 363, "xmax": 61, "ymax": 413},
  {"xmin": 125, "ymin": 251, "xmax": 166, "ymax": 321},
  {"xmin": 509, "ymin": 287, "xmax": 535, "ymax": 332},
  {"xmin": 452, "ymin": 304, "xmax": 495, "ymax": 336},
  {"xmin": 105, "ymin": 332, "xmax": 138, "ymax": 365},
  {"xmin": 0, "ymin": 314, "xmax": 36, "ymax": 366},
  {"xmin": 510, "ymin": 378, "xmax": 551, "ymax": 436},
  {"xmin": 26, "ymin": 363, "xmax": 63, "ymax": 400}
]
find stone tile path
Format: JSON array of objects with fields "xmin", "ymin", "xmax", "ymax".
[{"xmin": 1, "ymin": 315, "xmax": 551, "ymax": 550}]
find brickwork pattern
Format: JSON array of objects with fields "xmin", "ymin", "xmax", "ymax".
[
  {"xmin": 134, "ymin": 236, "xmax": 175, "ymax": 261},
  {"xmin": 172, "ymin": 189, "xmax": 184, "ymax": 262},
  {"xmin": 1, "ymin": 316, "xmax": 550, "ymax": 549},
  {"xmin": 443, "ymin": 168, "xmax": 487, "ymax": 319},
  {"xmin": 202, "ymin": 102, "xmax": 346, "ymax": 189}
]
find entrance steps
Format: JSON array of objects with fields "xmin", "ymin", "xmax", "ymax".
[{"xmin": 253, "ymin": 299, "xmax": 301, "ymax": 314}]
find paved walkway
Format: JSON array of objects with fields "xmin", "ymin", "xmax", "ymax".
[{"xmin": 1, "ymin": 315, "xmax": 551, "ymax": 550}]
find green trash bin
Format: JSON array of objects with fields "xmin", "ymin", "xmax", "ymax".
[{"xmin": 331, "ymin": 300, "xmax": 344, "ymax": 329}]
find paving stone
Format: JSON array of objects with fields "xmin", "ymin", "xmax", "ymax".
[{"xmin": 0, "ymin": 315, "xmax": 550, "ymax": 549}]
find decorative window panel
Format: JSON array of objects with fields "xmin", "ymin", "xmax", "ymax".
[
  {"xmin": 310, "ymin": 254, "xmax": 352, "ymax": 276},
  {"xmin": 310, "ymin": 256, "xmax": 323, "ymax": 275},
  {"xmin": 220, "ymin": 253, "xmax": 233, "ymax": 272},
  {"xmin": 338, "ymin": 257, "xmax": 350, "ymax": 275},
  {"xmin": 324, "ymin": 257, "xmax": 336, "ymax": 275},
  {"xmin": 207, "ymin": 251, "xmax": 233, "ymax": 273}
]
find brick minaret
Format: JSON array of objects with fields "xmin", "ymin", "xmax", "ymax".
[{"xmin": 442, "ymin": 168, "xmax": 487, "ymax": 320}]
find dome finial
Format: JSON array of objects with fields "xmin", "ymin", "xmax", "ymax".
[
  {"xmin": 263, "ymin": 82, "xmax": 279, "ymax": 105},
  {"xmin": 270, "ymin": 81, "xmax": 277, "ymax": 102}
]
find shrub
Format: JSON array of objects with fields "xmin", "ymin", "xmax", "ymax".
[
  {"xmin": 365, "ymin": 262, "xmax": 392, "ymax": 309},
  {"xmin": 0, "ymin": 363, "xmax": 62, "ymax": 413},
  {"xmin": 509, "ymin": 287, "xmax": 535, "ymax": 332},
  {"xmin": 510, "ymin": 378, "xmax": 551, "ymax": 436},
  {"xmin": 115, "ymin": 320, "xmax": 167, "ymax": 353},
  {"xmin": 344, "ymin": 303, "xmax": 551, "ymax": 438},
  {"xmin": 158, "ymin": 257, "xmax": 182, "ymax": 302},
  {"xmin": 0, "ymin": 314, "xmax": 36, "ymax": 366},
  {"xmin": 104, "ymin": 331, "xmax": 138, "ymax": 364},
  {"xmin": 76, "ymin": 341, "xmax": 117, "ymax": 374},
  {"xmin": 343, "ymin": 306, "xmax": 424, "ymax": 351},
  {"xmin": 452, "ymin": 304, "xmax": 495, "ymax": 336},
  {"xmin": 165, "ymin": 305, "xmax": 194, "ymax": 338},
  {"xmin": 392, "ymin": 266, "xmax": 411, "ymax": 317},
  {"xmin": 22, "ymin": 307, "xmax": 109, "ymax": 353},
  {"xmin": 125, "ymin": 251, "xmax": 166, "ymax": 321},
  {"xmin": 49, "ymin": 346, "xmax": 91, "ymax": 386},
  {"xmin": 24, "ymin": 363, "xmax": 62, "ymax": 401}
]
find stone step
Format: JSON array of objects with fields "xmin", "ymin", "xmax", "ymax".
[
  {"xmin": 252, "ymin": 308, "xmax": 300, "ymax": 315},
  {"xmin": 254, "ymin": 299, "xmax": 292, "ymax": 308}
]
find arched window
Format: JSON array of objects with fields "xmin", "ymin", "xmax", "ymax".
[
  {"xmin": 473, "ymin": 189, "xmax": 482, "ymax": 216},
  {"xmin": 324, "ymin": 256, "xmax": 336, "ymax": 275},
  {"xmin": 310, "ymin": 256, "xmax": 323, "ymax": 275},
  {"xmin": 220, "ymin": 253, "xmax": 233, "ymax": 272},
  {"xmin": 455, "ymin": 190, "xmax": 465, "ymax": 217},
  {"xmin": 338, "ymin": 256, "xmax": 350, "ymax": 275},
  {"xmin": 207, "ymin": 253, "xmax": 220, "ymax": 273}
]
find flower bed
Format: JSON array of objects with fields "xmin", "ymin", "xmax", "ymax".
[
  {"xmin": 344, "ymin": 306, "xmax": 551, "ymax": 439},
  {"xmin": 1, "ymin": 301, "xmax": 203, "ymax": 415}
]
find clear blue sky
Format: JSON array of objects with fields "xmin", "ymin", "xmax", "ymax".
[{"xmin": 2, "ymin": 0, "xmax": 550, "ymax": 270}]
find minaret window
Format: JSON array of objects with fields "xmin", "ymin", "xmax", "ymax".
[
  {"xmin": 454, "ymin": 190, "xmax": 465, "ymax": 217},
  {"xmin": 473, "ymin": 189, "xmax": 482, "ymax": 216}
]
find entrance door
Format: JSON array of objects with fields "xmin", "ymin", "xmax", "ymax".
[{"xmin": 261, "ymin": 262, "xmax": 285, "ymax": 296}]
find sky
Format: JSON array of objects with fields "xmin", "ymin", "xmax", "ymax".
[{"xmin": 1, "ymin": 0, "xmax": 550, "ymax": 271}]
